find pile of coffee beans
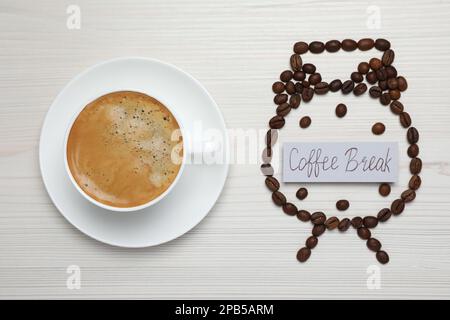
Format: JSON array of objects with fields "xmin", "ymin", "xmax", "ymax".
[{"xmin": 262, "ymin": 38, "xmax": 421, "ymax": 265}]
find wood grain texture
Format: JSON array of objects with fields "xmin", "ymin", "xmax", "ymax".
[{"xmin": 1, "ymin": 0, "xmax": 450, "ymax": 299}]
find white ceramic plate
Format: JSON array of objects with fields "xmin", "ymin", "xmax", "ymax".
[{"xmin": 39, "ymin": 57, "xmax": 229, "ymax": 247}]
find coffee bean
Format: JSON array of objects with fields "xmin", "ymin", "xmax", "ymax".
[
  {"xmin": 294, "ymin": 41, "xmax": 309, "ymax": 54},
  {"xmin": 336, "ymin": 199, "xmax": 349, "ymax": 211},
  {"xmin": 338, "ymin": 218, "xmax": 351, "ymax": 231},
  {"xmin": 296, "ymin": 187, "xmax": 308, "ymax": 200},
  {"xmin": 380, "ymin": 93, "xmax": 391, "ymax": 105},
  {"xmin": 269, "ymin": 115, "xmax": 285, "ymax": 129},
  {"xmin": 341, "ymin": 80, "xmax": 354, "ymax": 94},
  {"xmin": 280, "ymin": 70, "xmax": 293, "ymax": 82},
  {"xmin": 369, "ymin": 58, "xmax": 383, "ymax": 70},
  {"xmin": 366, "ymin": 71, "xmax": 378, "ymax": 84},
  {"xmin": 325, "ymin": 40, "xmax": 341, "ymax": 52},
  {"xmin": 397, "ymin": 76, "xmax": 408, "ymax": 91},
  {"xmin": 358, "ymin": 38, "xmax": 374, "ymax": 51},
  {"xmin": 276, "ymin": 103, "xmax": 291, "ymax": 117},
  {"xmin": 375, "ymin": 38, "xmax": 391, "ymax": 51},
  {"xmin": 297, "ymin": 210, "xmax": 311, "ymax": 222},
  {"xmin": 369, "ymin": 86, "xmax": 382, "ymax": 98},
  {"xmin": 302, "ymin": 80, "xmax": 310, "ymax": 88},
  {"xmin": 401, "ymin": 189, "xmax": 416, "ymax": 203},
  {"xmin": 351, "ymin": 72, "xmax": 363, "ymax": 83},
  {"xmin": 363, "ymin": 216, "xmax": 378, "ymax": 228},
  {"xmin": 410, "ymin": 157, "xmax": 422, "ymax": 174},
  {"xmin": 389, "ymin": 89, "xmax": 401, "ymax": 100},
  {"xmin": 335, "ymin": 103, "xmax": 347, "ymax": 118},
  {"xmin": 299, "ymin": 116, "xmax": 312, "ymax": 128},
  {"xmin": 358, "ymin": 62, "xmax": 370, "ymax": 74},
  {"xmin": 353, "ymin": 83, "xmax": 367, "ymax": 96},
  {"xmin": 272, "ymin": 81, "xmax": 285, "ymax": 94},
  {"xmin": 387, "ymin": 78, "xmax": 398, "ymax": 90},
  {"xmin": 283, "ymin": 202, "xmax": 298, "ymax": 216},
  {"xmin": 272, "ymin": 191, "xmax": 286, "ymax": 206},
  {"xmin": 385, "ymin": 66, "xmax": 398, "ymax": 79},
  {"xmin": 377, "ymin": 208, "xmax": 392, "ymax": 222},
  {"xmin": 351, "ymin": 216, "xmax": 363, "ymax": 229},
  {"xmin": 400, "ymin": 112, "xmax": 412, "ymax": 128},
  {"xmin": 309, "ymin": 73, "xmax": 322, "ymax": 85},
  {"xmin": 302, "ymin": 63, "xmax": 316, "ymax": 74},
  {"xmin": 329, "ymin": 79, "xmax": 343, "ymax": 92},
  {"xmin": 390, "ymin": 101, "xmax": 404, "ymax": 115},
  {"xmin": 302, "ymin": 87, "xmax": 314, "ymax": 102},
  {"xmin": 306, "ymin": 236, "xmax": 318, "ymax": 249},
  {"xmin": 372, "ymin": 122, "xmax": 385, "ymax": 135},
  {"xmin": 266, "ymin": 129, "xmax": 278, "ymax": 146},
  {"xmin": 309, "ymin": 41, "xmax": 325, "ymax": 54},
  {"xmin": 289, "ymin": 94, "xmax": 301, "ymax": 109},
  {"xmin": 314, "ymin": 82, "xmax": 329, "ymax": 94},
  {"xmin": 295, "ymin": 82, "xmax": 304, "ymax": 94},
  {"xmin": 261, "ymin": 148, "xmax": 271, "ymax": 163},
  {"xmin": 265, "ymin": 176, "xmax": 280, "ymax": 191},
  {"xmin": 296, "ymin": 247, "xmax": 311, "ymax": 262},
  {"xmin": 293, "ymin": 71, "xmax": 306, "ymax": 81},
  {"xmin": 378, "ymin": 80, "xmax": 388, "ymax": 91},
  {"xmin": 367, "ymin": 238, "xmax": 382, "ymax": 252},
  {"xmin": 407, "ymin": 127, "xmax": 419, "ymax": 144},
  {"xmin": 376, "ymin": 68, "xmax": 387, "ymax": 81},
  {"xmin": 311, "ymin": 212, "xmax": 326, "ymax": 225},
  {"xmin": 325, "ymin": 216, "xmax": 340, "ymax": 230},
  {"xmin": 312, "ymin": 224, "xmax": 326, "ymax": 236},
  {"xmin": 391, "ymin": 199, "xmax": 405, "ymax": 215},
  {"xmin": 357, "ymin": 227, "xmax": 371, "ymax": 240},
  {"xmin": 407, "ymin": 144, "xmax": 419, "ymax": 158},
  {"xmin": 379, "ymin": 183, "xmax": 391, "ymax": 196},
  {"xmin": 260, "ymin": 163, "xmax": 273, "ymax": 176},
  {"xmin": 409, "ymin": 175, "xmax": 422, "ymax": 190},
  {"xmin": 285, "ymin": 81, "xmax": 296, "ymax": 94},
  {"xmin": 376, "ymin": 250, "xmax": 389, "ymax": 264},
  {"xmin": 342, "ymin": 39, "xmax": 358, "ymax": 51},
  {"xmin": 290, "ymin": 54, "xmax": 302, "ymax": 71},
  {"xmin": 382, "ymin": 49, "xmax": 395, "ymax": 66},
  {"xmin": 274, "ymin": 93, "xmax": 288, "ymax": 105}
]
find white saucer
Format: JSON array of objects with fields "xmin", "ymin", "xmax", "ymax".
[{"xmin": 39, "ymin": 57, "xmax": 229, "ymax": 247}]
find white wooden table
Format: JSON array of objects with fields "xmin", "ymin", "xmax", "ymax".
[{"xmin": 1, "ymin": 0, "xmax": 450, "ymax": 299}]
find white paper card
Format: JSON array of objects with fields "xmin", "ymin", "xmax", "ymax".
[{"xmin": 282, "ymin": 142, "xmax": 398, "ymax": 183}]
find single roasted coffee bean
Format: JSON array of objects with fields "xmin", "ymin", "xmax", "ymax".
[
  {"xmin": 389, "ymin": 89, "xmax": 401, "ymax": 100},
  {"xmin": 325, "ymin": 40, "xmax": 341, "ymax": 52},
  {"xmin": 385, "ymin": 66, "xmax": 398, "ymax": 79},
  {"xmin": 302, "ymin": 63, "xmax": 316, "ymax": 74},
  {"xmin": 302, "ymin": 87, "xmax": 314, "ymax": 102},
  {"xmin": 338, "ymin": 218, "xmax": 351, "ymax": 231},
  {"xmin": 369, "ymin": 86, "xmax": 382, "ymax": 98},
  {"xmin": 312, "ymin": 224, "xmax": 326, "ymax": 237},
  {"xmin": 272, "ymin": 81, "xmax": 285, "ymax": 94},
  {"xmin": 342, "ymin": 39, "xmax": 358, "ymax": 51},
  {"xmin": 302, "ymin": 80, "xmax": 310, "ymax": 88},
  {"xmin": 358, "ymin": 38, "xmax": 374, "ymax": 51},
  {"xmin": 290, "ymin": 54, "xmax": 302, "ymax": 71},
  {"xmin": 274, "ymin": 93, "xmax": 288, "ymax": 105},
  {"xmin": 295, "ymin": 82, "xmax": 304, "ymax": 94},
  {"xmin": 400, "ymin": 112, "xmax": 412, "ymax": 128},
  {"xmin": 367, "ymin": 238, "xmax": 382, "ymax": 252},
  {"xmin": 311, "ymin": 212, "xmax": 326, "ymax": 225},
  {"xmin": 372, "ymin": 122, "xmax": 385, "ymax": 135},
  {"xmin": 376, "ymin": 68, "xmax": 387, "ymax": 81},
  {"xmin": 397, "ymin": 76, "xmax": 408, "ymax": 91},
  {"xmin": 410, "ymin": 157, "xmax": 422, "ymax": 174},
  {"xmin": 409, "ymin": 175, "xmax": 422, "ymax": 190},
  {"xmin": 329, "ymin": 79, "xmax": 343, "ymax": 92},
  {"xmin": 363, "ymin": 216, "xmax": 378, "ymax": 228},
  {"xmin": 314, "ymin": 82, "xmax": 329, "ymax": 94},
  {"xmin": 309, "ymin": 41, "xmax": 325, "ymax": 53},
  {"xmin": 358, "ymin": 62, "xmax": 370, "ymax": 74},
  {"xmin": 296, "ymin": 247, "xmax": 311, "ymax": 262},
  {"xmin": 299, "ymin": 116, "xmax": 312, "ymax": 128},
  {"xmin": 336, "ymin": 199, "xmax": 349, "ymax": 211},
  {"xmin": 382, "ymin": 49, "xmax": 395, "ymax": 66},
  {"xmin": 276, "ymin": 103, "xmax": 291, "ymax": 117},
  {"xmin": 341, "ymin": 80, "xmax": 354, "ymax": 94},
  {"xmin": 390, "ymin": 101, "xmax": 404, "ymax": 114},
  {"xmin": 378, "ymin": 183, "xmax": 391, "ymax": 196},
  {"xmin": 351, "ymin": 72, "xmax": 363, "ymax": 83},
  {"xmin": 407, "ymin": 144, "xmax": 419, "ymax": 158},
  {"xmin": 387, "ymin": 78, "xmax": 398, "ymax": 90},
  {"xmin": 375, "ymin": 38, "xmax": 391, "ymax": 51},
  {"xmin": 280, "ymin": 70, "xmax": 293, "ymax": 82},
  {"xmin": 407, "ymin": 127, "xmax": 419, "ymax": 144},
  {"xmin": 306, "ymin": 235, "xmax": 318, "ymax": 249},
  {"xmin": 376, "ymin": 250, "xmax": 389, "ymax": 264},
  {"xmin": 261, "ymin": 148, "xmax": 271, "ymax": 163},
  {"xmin": 265, "ymin": 176, "xmax": 280, "ymax": 191},
  {"xmin": 401, "ymin": 189, "xmax": 416, "ymax": 203},
  {"xmin": 285, "ymin": 81, "xmax": 296, "ymax": 94},
  {"xmin": 378, "ymin": 80, "xmax": 388, "ymax": 91},
  {"xmin": 366, "ymin": 71, "xmax": 377, "ymax": 84},
  {"xmin": 351, "ymin": 216, "xmax": 363, "ymax": 229},
  {"xmin": 297, "ymin": 210, "xmax": 311, "ymax": 222},
  {"xmin": 325, "ymin": 216, "xmax": 340, "ymax": 230},
  {"xmin": 335, "ymin": 103, "xmax": 347, "ymax": 118},
  {"xmin": 309, "ymin": 73, "xmax": 322, "ymax": 85},
  {"xmin": 357, "ymin": 227, "xmax": 371, "ymax": 240},
  {"xmin": 369, "ymin": 58, "xmax": 383, "ymax": 71},
  {"xmin": 353, "ymin": 83, "xmax": 367, "ymax": 96},
  {"xmin": 296, "ymin": 187, "xmax": 308, "ymax": 200},
  {"xmin": 283, "ymin": 202, "xmax": 298, "ymax": 216},
  {"xmin": 293, "ymin": 71, "xmax": 306, "ymax": 81},
  {"xmin": 377, "ymin": 208, "xmax": 392, "ymax": 222},
  {"xmin": 260, "ymin": 163, "xmax": 273, "ymax": 176},
  {"xmin": 391, "ymin": 198, "xmax": 405, "ymax": 215},
  {"xmin": 272, "ymin": 191, "xmax": 286, "ymax": 206},
  {"xmin": 289, "ymin": 94, "xmax": 301, "ymax": 109},
  {"xmin": 269, "ymin": 115, "xmax": 285, "ymax": 129},
  {"xmin": 293, "ymin": 41, "xmax": 309, "ymax": 54},
  {"xmin": 380, "ymin": 93, "xmax": 391, "ymax": 105},
  {"xmin": 266, "ymin": 129, "xmax": 278, "ymax": 146}
]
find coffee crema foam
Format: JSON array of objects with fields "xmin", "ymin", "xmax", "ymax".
[{"xmin": 67, "ymin": 91, "xmax": 183, "ymax": 208}]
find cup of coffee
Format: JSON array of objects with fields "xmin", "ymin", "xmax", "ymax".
[{"xmin": 64, "ymin": 90, "xmax": 186, "ymax": 212}]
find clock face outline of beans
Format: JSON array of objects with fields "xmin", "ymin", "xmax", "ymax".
[{"xmin": 262, "ymin": 38, "xmax": 420, "ymax": 265}]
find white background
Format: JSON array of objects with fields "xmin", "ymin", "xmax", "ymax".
[{"xmin": 1, "ymin": 0, "xmax": 450, "ymax": 299}]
